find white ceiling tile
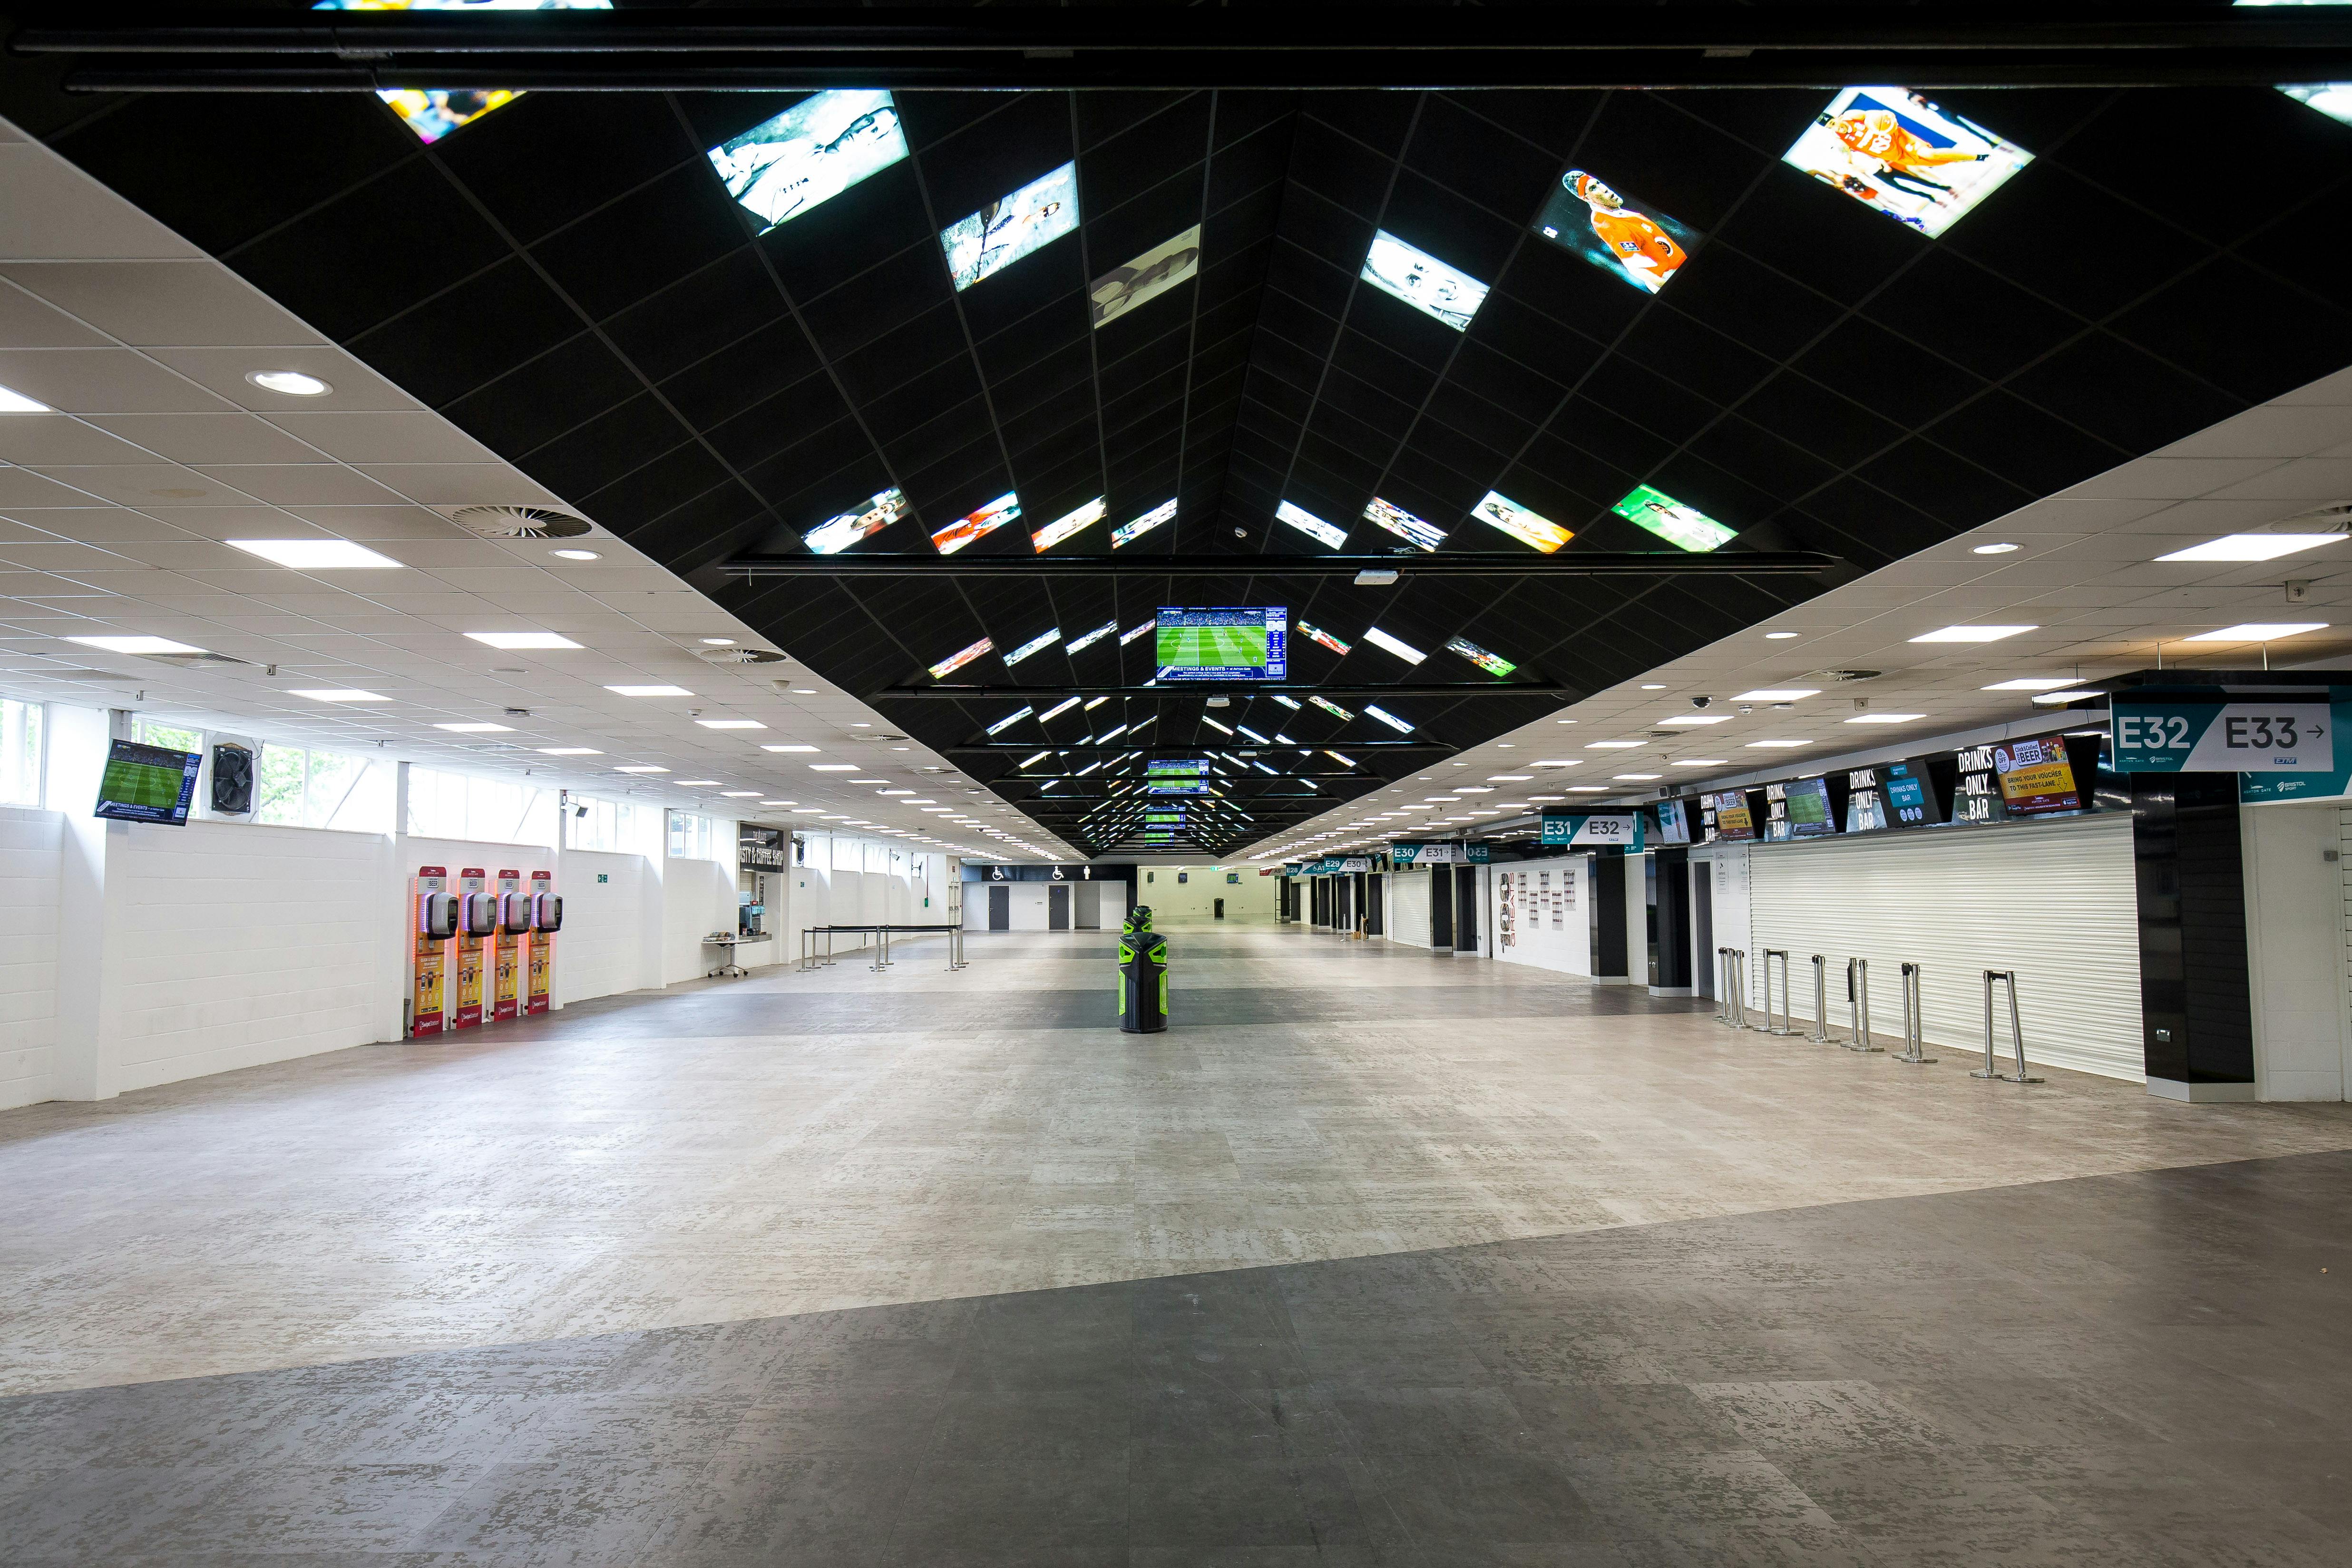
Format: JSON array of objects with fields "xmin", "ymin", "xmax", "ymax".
[
  {"xmin": 190, "ymin": 464, "xmax": 404, "ymax": 506},
  {"xmin": 0, "ymin": 144, "xmax": 205, "ymax": 262},
  {"xmin": 0, "ymin": 348, "xmax": 233, "ymax": 414},
  {"xmin": 279, "ymin": 505, "xmax": 474, "ymax": 541},
  {"xmin": 0, "ymin": 260, "xmax": 326, "ymax": 349},
  {"xmin": 0, "ymin": 417, "xmax": 150, "ymax": 465},
  {"xmin": 2065, "ymin": 457, "xmax": 2285, "ymax": 499},
  {"xmin": 24, "ymin": 463, "xmax": 254, "ymax": 507},
  {"xmin": 146, "ymin": 347, "xmax": 426, "ymax": 413},
  {"xmin": 2207, "ymin": 459, "xmax": 2352, "ymax": 501},
  {"xmin": 2156, "ymin": 402, "xmax": 2352, "ymax": 460},
  {"xmin": 88, "ymin": 412, "xmax": 324, "ymax": 465},
  {"xmin": 0, "ymin": 284, "xmax": 111, "ymax": 348},
  {"xmin": 262, "ymin": 410, "xmax": 500, "ymax": 466},
  {"xmin": 0, "ymin": 467, "xmax": 104, "ymax": 507}
]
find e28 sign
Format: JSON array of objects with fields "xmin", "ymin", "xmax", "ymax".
[{"xmin": 2111, "ymin": 700, "xmax": 2331, "ymax": 774}]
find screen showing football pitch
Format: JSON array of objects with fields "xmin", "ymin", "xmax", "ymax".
[{"xmin": 1155, "ymin": 606, "xmax": 1286, "ymax": 682}]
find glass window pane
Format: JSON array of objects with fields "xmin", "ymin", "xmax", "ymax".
[{"xmin": 256, "ymin": 744, "xmax": 308, "ymax": 826}]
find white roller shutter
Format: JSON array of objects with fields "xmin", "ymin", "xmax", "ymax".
[
  {"xmin": 1745, "ymin": 813, "xmax": 2143, "ymax": 1081},
  {"xmin": 1388, "ymin": 867, "xmax": 1432, "ymax": 948}
]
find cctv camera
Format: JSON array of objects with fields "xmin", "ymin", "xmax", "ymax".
[{"xmin": 1690, "ymin": 695, "xmax": 1712, "ymax": 709}]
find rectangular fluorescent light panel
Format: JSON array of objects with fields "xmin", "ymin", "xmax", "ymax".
[
  {"xmin": 435, "ymin": 722, "xmax": 512, "ymax": 733},
  {"xmin": 1732, "ymin": 688, "xmax": 1820, "ymax": 702},
  {"xmin": 227, "ymin": 539, "xmax": 402, "ymax": 569},
  {"xmin": 1909, "ymin": 625, "xmax": 2035, "ymax": 643},
  {"xmin": 1360, "ymin": 230, "xmax": 1488, "ymax": 330},
  {"xmin": 1363, "ymin": 627, "xmax": 1425, "ymax": 665},
  {"xmin": 810, "ymin": 764, "xmax": 858, "ymax": 771},
  {"xmin": 1277, "ymin": 501, "xmax": 1349, "ymax": 550},
  {"xmin": 1366, "ymin": 704, "xmax": 1415, "ymax": 734},
  {"xmin": 0, "ymin": 381, "xmax": 50, "ymax": 413},
  {"xmin": 986, "ymin": 706, "xmax": 1034, "ymax": 735},
  {"xmin": 67, "ymin": 635, "xmax": 206, "ymax": 655},
  {"xmin": 1659, "ymin": 714, "xmax": 1728, "ymax": 726},
  {"xmin": 606, "ymin": 684, "xmax": 693, "ymax": 697},
  {"xmin": 466, "ymin": 631, "xmax": 582, "ymax": 650},
  {"xmin": 2183, "ymin": 623, "xmax": 2329, "ymax": 641},
  {"xmin": 942, "ymin": 163, "xmax": 1079, "ymax": 291},
  {"xmin": 289, "ymin": 689, "xmax": 388, "ymax": 702},
  {"xmin": 1983, "ymin": 678, "xmax": 2075, "ymax": 691},
  {"xmin": 761, "ymin": 743, "xmax": 820, "ymax": 753},
  {"xmin": 1587, "ymin": 740, "xmax": 1645, "ymax": 749},
  {"xmin": 1845, "ymin": 713, "xmax": 1927, "ymax": 724},
  {"xmin": 538, "ymin": 747, "xmax": 601, "ymax": 756},
  {"xmin": 696, "ymin": 719, "xmax": 766, "ymax": 730},
  {"xmin": 2154, "ymin": 534, "xmax": 2343, "ymax": 563},
  {"xmin": 709, "ymin": 89, "xmax": 907, "ymax": 235},
  {"xmin": 615, "ymin": 765, "xmax": 669, "ymax": 774}
]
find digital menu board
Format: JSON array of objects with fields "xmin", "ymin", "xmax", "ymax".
[
  {"xmin": 1844, "ymin": 759, "xmax": 1943, "ymax": 833},
  {"xmin": 1703, "ymin": 789, "xmax": 1755, "ymax": 841},
  {"xmin": 1992, "ymin": 736, "xmax": 2083, "ymax": 816}
]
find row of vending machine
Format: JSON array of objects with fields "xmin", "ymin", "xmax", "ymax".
[{"xmin": 409, "ymin": 865, "xmax": 563, "ymax": 1037}]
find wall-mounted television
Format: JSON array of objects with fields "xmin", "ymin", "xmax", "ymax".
[
  {"xmin": 1765, "ymin": 777, "xmax": 1838, "ymax": 840},
  {"xmin": 1156, "ymin": 607, "xmax": 1287, "ymax": 682},
  {"xmin": 95, "ymin": 739, "xmax": 201, "ymax": 826},
  {"xmin": 1651, "ymin": 799, "xmax": 1691, "ymax": 846},
  {"xmin": 1992, "ymin": 736, "xmax": 2084, "ymax": 817},
  {"xmin": 1845, "ymin": 758, "xmax": 1944, "ymax": 833},
  {"xmin": 1703, "ymin": 789, "xmax": 1755, "ymax": 841}
]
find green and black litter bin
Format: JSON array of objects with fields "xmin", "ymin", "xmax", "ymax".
[{"xmin": 1117, "ymin": 911, "xmax": 1168, "ymax": 1033}]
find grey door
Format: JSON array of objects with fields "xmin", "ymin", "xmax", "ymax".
[
  {"xmin": 1454, "ymin": 866, "xmax": 1479, "ymax": 953},
  {"xmin": 987, "ymin": 885, "xmax": 1010, "ymax": 930},
  {"xmin": 1074, "ymin": 882, "xmax": 1101, "ymax": 928},
  {"xmin": 1048, "ymin": 884, "xmax": 1070, "ymax": 930},
  {"xmin": 1691, "ymin": 861, "xmax": 1714, "ymax": 999}
]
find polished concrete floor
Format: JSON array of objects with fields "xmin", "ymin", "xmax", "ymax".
[{"xmin": 4, "ymin": 926, "xmax": 2350, "ymax": 1564}]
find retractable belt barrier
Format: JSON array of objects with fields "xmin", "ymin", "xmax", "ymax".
[
  {"xmin": 1843, "ymin": 957, "xmax": 1882, "ymax": 1052},
  {"xmin": 1758, "ymin": 949, "xmax": 1795, "ymax": 1037},
  {"xmin": 799, "ymin": 924, "xmax": 966, "ymax": 974},
  {"xmin": 1807, "ymin": 954, "xmax": 1839, "ymax": 1044},
  {"xmin": 1716, "ymin": 947, "xmax": 1750, "ymax": 1030},
  {"xmin": 1894, "ymin": 962, "xmax": 1937, "ymax": 1065},
  {"xmin": 1973, "ymin": 969, "xmax": 2044, "ymax": 1085}
]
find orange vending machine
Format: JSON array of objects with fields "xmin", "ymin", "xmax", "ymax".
[
  {"xmin": 527, "ymin": 869, "xmax": 557, "ymax": 1014},
  {"xmin": 410, "ymin": 866, "xmax": 455, "ymax": 1037},
  {"xmin": 492, "ymin": 868, "xmax": 527, "ymax": 1022},
  {"xmin": 453, "ymin": 867, "xmax": 492, "ymax": 1030}
]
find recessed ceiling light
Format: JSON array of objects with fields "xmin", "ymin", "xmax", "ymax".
[
  {"xmin": 1745, "ymin": 740, "xmax": 1810, "ymax": 748},
  {"xmin": 721, "ymin": 790, "xmax": 761, "ymax": 797},
  {"xmin": 676, "ymin": 779, "xmax": 722, "ymax": 786},
  {"xmin": 226, "ymin": 538, "xmax": 402, "ymax": 569},
  {"xmin": 1731, "ymin": 688, "xmax": 1819, "ymax": 702},
  {"xmin": 762, "ymin": 743, "xmax": 820, "ymax": 753},
  {"xmin": 1587, "ymin": 740, "xmax": 1645, "ymax": 749},
  {"xmin": 246, "ymin": 370, "xmax": 331, "ymax": 396},
  {"xmin": 434, "ymin": 722, "xmax": 513, "ymax": 733},
  {"xmin": 467, "ymin": 631, "xmax": 582, "ymax": 650},
  {"xmin": 1845, "ymin": 713, "xmax": 1926, "ymax": 725},
  {"xmin": 791, "ymin": 688, "xmax": 819, "ymax": 695},
  {"xmin": 1487, "ymin": 774, "xmax": 1532, "ymax": 781},
  {"xmin": 1763, "ymin": 631, "xmax": 1799, "ymax": 640},
  {"xmin": 2030, "ymin": 690, "xmax": 2101, "ymax": 705},
  {"xmin": 549, "ymin": 548, "xmax": 601, "ymax": 562},
  {"xmin": 537, "ymin": 747, "xmax": 601, "ymax": 756},
  {"xmin": 66, "ymin": 634, "xmax": 206, "ymax": 655},
  {"xmin": 2183, "ymin": 623, "xmax": 2329, "ymax": 642},
  {"xmin": 762, "ymin": 799, "xmax": 795, "ymax": 806},
  {"xmin": 1910, "ymin": 625, "xmax": 2036, "ymax": 643},
  {"xmin": 1673, "ymin": 759, "xmax": 1729, "ymax": 766},
  {"xmin": 1639, "ymin": 683, "xmax": 1666, "ymax": 690},
  {"xmin": 1659, "ymin": 714, "xmax": 1730, "ymax": 726},
  {"xmin": 615, "ymin": 765, "xmax": 670, "ymax": 774},
  {"xmin": 289, "ymin": 688, "xmax": 389, "ymax": 702},
  {"xmin": 699, "ymin": 637, "xmax": 737, "ymax": 645},
  {"xmin": 605, "ymin": 684, "xmax": 693, "ymax": 697},
  {"xmin": 1613, "ymin": 772, "xmax": 1662, "ymax": 781},
  {"xmin": 1971, "ymin": 542, "xmax": 2021, "ymax": 555},
  {"xmin": 0, "ymin": 382, "xmax": 50, "ymax": 413},
  {"xmin": 849, "ymin": 722, "xmax": 871, "ymax": 728},
  {"xmin": 1982, "ymin": 677, "xmax": 2074, "ymax": 691},
  {"xmin": 2155, "ymin": 535, "xmax": 2342, "ymax": 563},
  {"xmin": 696, "ymin": 718, "xmax": 766, "ymax": 730},
  {"xmin": 810, "ymin": 763, "xmax": 857, "ymax": 771},
  {"xmin": 1568, "ymin": 785, "xmax": 1608, "ymax": 793}
]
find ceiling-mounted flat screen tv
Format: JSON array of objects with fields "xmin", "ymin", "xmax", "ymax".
[
  {"xmin": 1155, "ymin": 607, "xmax": 1287, "ymax": 682},
  {"xmin": 95, "ymin": 739, "xmax": 201, "ymax": 826}
]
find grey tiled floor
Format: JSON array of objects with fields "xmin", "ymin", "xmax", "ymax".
[{"xmin": 4, "ymin": 928, "xmax": 2350, "ymax": 1563}]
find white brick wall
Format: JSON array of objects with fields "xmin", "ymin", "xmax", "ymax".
[
  {"xmin": 108, "ymin": 819, "xmax": 398, "ymax": 1095},
  {"xmin": 0, "ymin": 807, "xmax": 64, "ymax": 1110}
]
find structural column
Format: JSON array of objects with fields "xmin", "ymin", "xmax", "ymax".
[{"xmin": 2131, "ymin": 772, "xmax": 2256, "ymax": 1101}]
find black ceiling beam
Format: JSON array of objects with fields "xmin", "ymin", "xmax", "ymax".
[
  {"xmin": 27, "ymin": 7, "xmax": 2352, "ymax": 90},
  {"xmin": 949, "ymin": 741, "xmax": 1446, "ymax": 754},
  {"xmin": 717, "ymin": 552, "xmax": 1836, "ymax": 580},
  {"xmin": 891, "ymin": 684, "xmax": 1567, "ymax": 700}
]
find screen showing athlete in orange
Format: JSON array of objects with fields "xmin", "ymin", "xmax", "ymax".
[
  {"xmin": 1782, "ymin": 87, "xmax": 2033, "ymax": 237},
  {"xmin": 1532, "ymin": 168, "xmax": 1703, "ymax": 295}
]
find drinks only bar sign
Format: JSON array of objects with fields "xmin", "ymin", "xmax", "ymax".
[{"xmin": 2112, "ymin": 693, "xmax": 2331, "ymax": 774}]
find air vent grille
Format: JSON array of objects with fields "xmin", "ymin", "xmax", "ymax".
[{"xmin": 449, "ymin": 505, "xmax": 591, "ymax": 540}]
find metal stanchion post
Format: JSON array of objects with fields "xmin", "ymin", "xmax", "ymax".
[
  {"xmin": 1807, "ymin": 954, "xmax": 1838, "ymax": 1043},
  {"xmin": 1893, "ymin": 962, "xmax": 1936, "ymax": 1064},
  {"xmin": 1715, "ymin": 948, "xmax": 1732, "ymax": 1026},
  {"xmin": 1972, "ymin": 970, "xmax": 2043, "ymax": 1084},
  {"xmin": 1761, "ymin": 949, "xmax": 1795, "ymax": 1036},
  {"xmin": 1843, "ymin": 958, "xmax": 1882, "ymax": 1052}
]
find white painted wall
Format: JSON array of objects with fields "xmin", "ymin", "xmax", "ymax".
[
  {"xmin": 2243, "ymin": 803, "xmax": 2349, "ymax": 1101},
  {"xmin": 0, "ymin": 806, "xmax": 63, "ymax": 1109},
  {"xmin": 1134, "ymin": 866, "xmax": 1273, "ymax": 925},
  {"xmin": 661, "ymin": 853, "xmax": 747, "ymax": 984},
  {"xmin": 1494, "ymin": 858, "xmax": 1591, "ymax": 976}
]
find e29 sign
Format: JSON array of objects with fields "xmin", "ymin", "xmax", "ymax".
[{"xmin": 2112, "ymin": 700, "xmax": 2331, "ymax": 774}]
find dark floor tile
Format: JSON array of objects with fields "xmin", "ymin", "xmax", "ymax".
[{"xmin": 881, "ymin": 1456, "xmax": 1128, "ymax": 1558}]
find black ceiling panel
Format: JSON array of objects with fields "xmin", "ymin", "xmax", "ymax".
[{"xmin": 22, "ymin": 59, "xmax": 2352, "ymax": 856}]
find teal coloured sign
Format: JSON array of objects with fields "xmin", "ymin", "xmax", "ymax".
[
  {"xmin": 1463, "ymin": 842, "xmax": 1491, "ymax": 863},
  {"xmin": 2112, "ymin": 695, "xmax": 2332, "ymax": 774},
  {"xmin": 1538, "ymin": 812, "xmax": 1645, "ymax": 849},
  {"xmin": 2240, "ymin": 697, "xmax": 2352, "ymax": 803}
]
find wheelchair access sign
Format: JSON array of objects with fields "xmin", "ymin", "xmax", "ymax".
[{"xmin": 2111, "ymin": 695, "xmax": 2331, "ymax": 774}]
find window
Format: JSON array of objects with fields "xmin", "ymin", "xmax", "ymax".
[
  {"xmin": 406, "ymin": 766, "xmax": 554, "ymax": 845},
  {"xmin": 0, "ymin": 698, "xmax": 40, "ymax": 807},
  {"xmin": 667, "ymin": 810, "xmax": 720, "ymax": 862},
  {"xmin": 568, "ymin": 794, "xmax": 657, "ymax": 856},
  {"xmin": 132, "ymin": 717, "xmax": 203, "ymax": 754},
  {"xmin": 258, "ymin": 743, "xmax": 389, "ymax": 832}
]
